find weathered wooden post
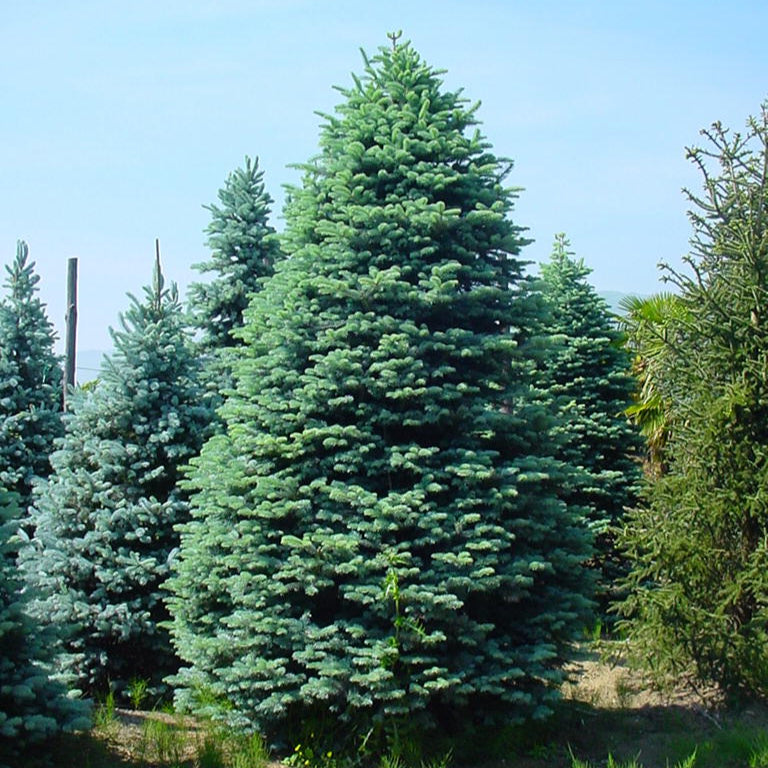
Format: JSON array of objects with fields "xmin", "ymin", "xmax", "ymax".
[{"xmin": 63, "ymin": 257, "xmax": 78, "ymax": 410}]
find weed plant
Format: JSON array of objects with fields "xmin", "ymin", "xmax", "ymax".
[
  {"xmin": 140, "ymin": 717, "xmax": 188, "ymax": 765},
  {"xmin": 92, "ymin": 690, "xmax": 118, "ymax": 737},
  {"xmin": 127, "ymin": 677, "xmax": 150, "ymax": 710}
]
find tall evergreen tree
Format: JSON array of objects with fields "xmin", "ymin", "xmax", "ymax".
[
  {"xmin": 0, "ymin": 241, "xmax": 63, "ymax": 513},
  {"xmin": 0, "ymin": 488, "xmax": 89, "ymax": 764},
  {"xmin": 620, "ymin": 104, "xmax": 768, "ymax": 695},
  {"xmin": 537, "ymin": 235, "xmax": 642, "ymax": 610},
  {"xmin": 169, "ymin": 40, "xmax": 593, "ymax": 741},
  {"xmin": 188, "ymin": 156, "xmax": 280, "ymax": 382},
  {"xmin": 24, "ymin": 255, "xmax": 211, "ymax": 696}
]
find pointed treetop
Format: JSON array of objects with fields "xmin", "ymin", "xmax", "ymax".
[
  {"xmin": 552, "ymin": 232, "xmax": 584, "ymax": 267},
  {"xmin": 188, "ymin": 154, "xmax": 279, "ymax": 353},
  {"xmin": 0, "ymin": 239, "xmax": 63, "ymax": 506},
  {"xmin": 387, "ymin": 29, "xmax": 402, "ymax": 49},
  {"xmin": 4, "ymin": 240, "xmax": 40, "ymax": 300},
  {"xmin": 152, "ymin": 239, "xmax": 166, "ymax": 312},
  {"xmin": 541, "ymin": 233, "xmax": 590, "ymax": 287},
  {"xmin": 14, "ymin": 239, "xmax": 29, "ymax": 270}
]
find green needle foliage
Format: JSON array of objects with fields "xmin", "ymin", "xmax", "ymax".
[
  {"xmin": 619, "ymin": 103, "xmax": 768, "ymax": 695},
  {"xmin": 537, "ymin": 235, "xmax": 642, "ymax": 612},
  {"xmin": 188, "ymin": 156, "xmax": 281, "ymax": 389},
  {"xmin": 169, "ymin": 39, "xmax": 593, "ymax": 743},
  {"xmin": 0, "ymin": 488, "xmax": 89, "ymax": 765},
  {"xmin": 0, "ymin": 241, "xmax": 63, "ymax": 514},
  {"xmin": 23, "ymin": 255, "xmax": 211, "ymax": 697}
]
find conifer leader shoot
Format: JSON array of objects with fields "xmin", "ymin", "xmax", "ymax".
[{"xmin": 169, "ymin": 40, "xmax": 593, "ymax": 738}]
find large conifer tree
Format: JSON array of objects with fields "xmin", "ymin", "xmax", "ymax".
[
  {"xmin": 0, "ymin": 488, "xmax": 89, "ymax": 764},
  {"xmin": 620, "ymin": 105, "xmax": 768, "ymax": 694},
  {"xmin": 24, "ymin": 256, "xmax": 211, "ymax": 696},
  {"xmin": 537, "ymin": 234, "xmax": 641, "ymax": 610},
  {"xmin": 169, "ymin": 41, "xmax": 592, "ymax": 740},
  {"xmin": 0, "ymin": 241, "xmax": 63, "ymax": 513}
]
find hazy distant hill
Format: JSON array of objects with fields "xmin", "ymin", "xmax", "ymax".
[
  {"xmin": 599, "ymin": 290, "xmax": 644, "ymax": 316},
  {"xmin": 75, "ymin": 349, "xmax": 110, "ymax": 383}
]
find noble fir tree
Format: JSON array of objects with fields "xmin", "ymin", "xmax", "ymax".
[
  {"xmin": 620, "ymin": 104, "xmax": 768, "ymax": 695},
  {"xmin": 0, "ymin": 241, "xmax": 63, "ymax": 513},
  {"xmin": 24, "ymin": 254, "xmax": 211, "ymax": 696},
  {"xmin": 169, "ymin": 40, "xmax": 593, "ymax": 742},
  {"xmin": 0, "ymin": 488, "xmax": 89, "ymax": 765},
  {"xmin": 187, "ymin": 156, "xmax": 280, "ymax": 385},
  {"xmin": 537, "ymin": 234, "xmax": 642, "ymax": 611}
]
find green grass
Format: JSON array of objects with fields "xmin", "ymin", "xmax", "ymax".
[{"xmin": 569, "ymin": 753, "xmax": 697, "ymax": 768}]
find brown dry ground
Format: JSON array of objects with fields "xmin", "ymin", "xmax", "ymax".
[
  {"xmin": 523, "ymin": 646, "xmax": 768, "ymax": 767},
  {"xmin": 40, "ymin": 648, "xmax": 768, "ymax": 768}
]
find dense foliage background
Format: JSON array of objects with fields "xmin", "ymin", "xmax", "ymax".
[
  {"xmin": 3, "ymin": 34, "xmax": 767, "ymax": 767},
  {"xmin": 619, "ymin": 108, "xmax": 768, "ymax": 695}
]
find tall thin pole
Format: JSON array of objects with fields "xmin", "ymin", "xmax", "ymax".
[{"xmin": 63, "ymin": 257, "xmax": 78, "ymax": 410}]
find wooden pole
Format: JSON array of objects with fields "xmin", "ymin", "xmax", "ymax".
[{"xmin": 63, "ymin": 257, "xmax": 78, "ymax": 410}]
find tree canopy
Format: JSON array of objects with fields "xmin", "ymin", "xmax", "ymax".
[{"xmin": 188, "ymin": 156, "xmax": 280, "ymax": 357}]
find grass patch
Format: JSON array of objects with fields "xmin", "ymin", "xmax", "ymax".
[
  {"xmin": 18, "ymin": 701, "xmax": 768, "ymax": 768},
  {"xmin": 569, "ymin": 751, "xmax": 697, "ymax": 768},
  {"xmin": 14, "ymin": 647, "xmax": 768, "ymax": 768}
]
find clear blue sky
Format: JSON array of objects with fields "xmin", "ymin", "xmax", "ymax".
[{"xmin": 2, "ymin": 0, "xmax": 767, "ymax": 354}]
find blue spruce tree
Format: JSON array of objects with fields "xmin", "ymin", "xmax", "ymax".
[
  {"xmin": 169, "ymin": 40, "xmax": 593, "ymax": 744},
  {"xmin": 24, "ymin": 254, "xmax": 211, "ymax": 697},
  {"xmin": 0, "ymin": 241, "xmax": 63, "ymax": 515},
  {"xmin": 537, "ymin": 234, "xmax": 642, "ymax": 615}
]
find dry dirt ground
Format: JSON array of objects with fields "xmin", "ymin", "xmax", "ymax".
[{"xmin": 547, "ymin": 649, "xmax": 767, "ymax": 767}]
